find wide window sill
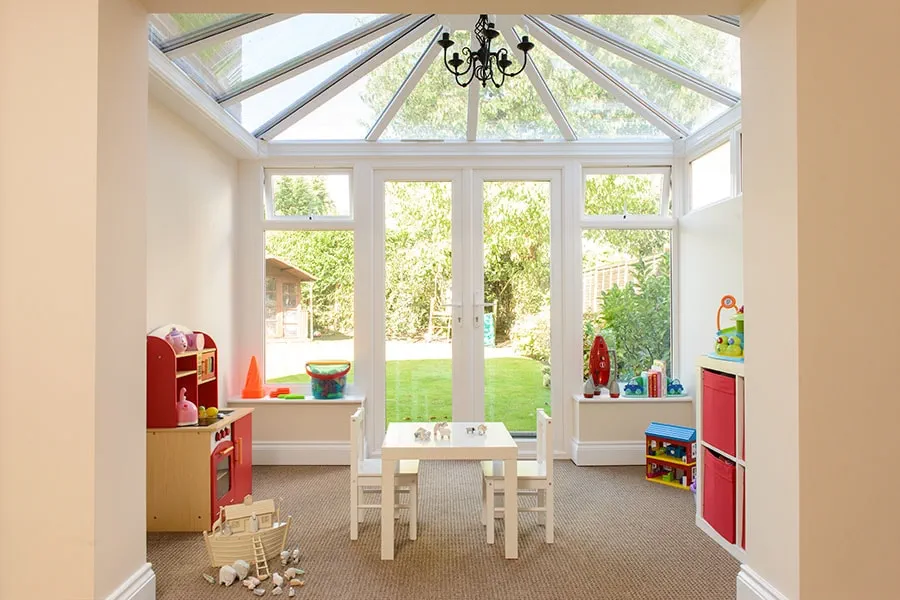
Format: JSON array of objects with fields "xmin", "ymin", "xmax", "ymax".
[
  {"xmin": 573, "ymin": 394, "xmax": 692, "ymax": 404},
  {"xmin": 227, "ymin": 395, "xmax": 364, "ymax": 406}
]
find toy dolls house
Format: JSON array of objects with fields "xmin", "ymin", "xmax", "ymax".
[{"xmin": 645, "ymin": 422, "xmax": 697, "ymax": 490}]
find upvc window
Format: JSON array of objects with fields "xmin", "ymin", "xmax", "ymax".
[{"xmin": 262, "ymin": 169, "xmax": 355, "ymax": 386}]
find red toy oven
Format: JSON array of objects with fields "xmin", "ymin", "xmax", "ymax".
[{"xmin": 211, "ymin": 426, "xmax": 236, "ymax": 520}]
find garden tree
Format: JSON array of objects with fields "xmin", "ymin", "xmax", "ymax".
[
  {"xmin": 264, "ymin": 177, "xmax": 354, "ymax": 336},
  {"xmin": 383, "ymin": 182, "xmax": 452, "ymax": 339}
]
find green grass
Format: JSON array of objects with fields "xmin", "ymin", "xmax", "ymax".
[{"xmin": 270, "ymin": 357, "xmax": 550, "ymax": 432}]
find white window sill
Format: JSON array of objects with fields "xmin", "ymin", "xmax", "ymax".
[
  {"xmin": 227, "ymin": 395, "xmax": 364, "ymax": 406},
  {"xmin": 573, "ymin": 394, "xmax": 693, "ymax": 404}
]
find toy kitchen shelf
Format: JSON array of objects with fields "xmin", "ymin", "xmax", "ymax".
[
  {"xmin": 147, "ymin": 331, "xmax": 218, "ymax": 429},
  {"xmin": 695, "ymin": 354, "xmax": 746, "ymax": 562}
]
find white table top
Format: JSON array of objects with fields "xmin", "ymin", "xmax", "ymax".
[{"xmin": 382, "ymin": 421, "xmax": 518, "ymax": 461}]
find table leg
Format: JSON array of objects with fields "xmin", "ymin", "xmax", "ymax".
[
  {"xmin": 381, "ymin": 459, "xmax": 395, "ymax": 560},
  {"xmin": 503, "ymin": 458, "xmax": 518, "ymax": 559}
]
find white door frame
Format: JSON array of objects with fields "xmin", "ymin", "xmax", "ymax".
[
  {"xmin": 471, "ymin": 170, "xmax": 564, "ymax": 439},
  {"xmin": 372, "ymin": 169, "xmax": 468, "ymax": 452}
]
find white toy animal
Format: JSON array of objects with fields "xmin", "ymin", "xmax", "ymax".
[
  {"xmin": 433, "ymin": 422, "xmax": 451, "ymax": 439},
  {"xmin": 218, "ymin": 565, "xmax": 237, "ymax": 586}
]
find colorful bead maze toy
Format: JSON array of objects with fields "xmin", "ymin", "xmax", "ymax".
[{"xmin": 710, "ymin": 295, "xmax": 744, "ymax": 362}]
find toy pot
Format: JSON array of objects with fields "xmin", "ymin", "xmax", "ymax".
[
  {"xmin": 165, "ymin": 327, "xmax": 188, "ymax": 354},
  {"xmin": 176, "ymin": 387, "xmax": 198, "ymax": 427}
]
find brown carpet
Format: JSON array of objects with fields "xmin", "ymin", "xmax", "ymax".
[{"xmin": 149, "ymin": 461, "xmax": 738, "ymax": 600}]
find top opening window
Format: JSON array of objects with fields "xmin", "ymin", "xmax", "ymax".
[
  {"xmin": 584, "ymin": 170, "xmax": 671, "ymax": 217},
  {"xmin": 690, "ymin": 141, "xmax": 733, "ymax": 210},
  {"xmin": 265, "ymin": 171, "xmax": 352, "ymax": 219}
]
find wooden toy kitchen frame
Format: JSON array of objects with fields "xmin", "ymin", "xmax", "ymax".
[{"xmin": 146, "ymin": 331, "xmax": 254, "ymax": 532}]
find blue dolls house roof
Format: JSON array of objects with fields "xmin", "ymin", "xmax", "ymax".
[{"xmin": 645, "ymin": 422, "xmax": 697, "ymax": 443}]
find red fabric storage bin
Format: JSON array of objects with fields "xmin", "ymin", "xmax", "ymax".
[
  {"xmin": 702, "ymin": 369, "xmax": 736, "ymax": 456},
  {"xmin": 703, "ymin": 448, "xmax": 736, "ymax": 544}
]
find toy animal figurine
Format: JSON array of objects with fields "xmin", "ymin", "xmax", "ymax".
[
  {"xmin": 433, "ymin": 422, "xmax": 451, "ymax": 439},
  {"xmin": 414, "ymin": 427, "xmax": 431, "ymax": 441},
  {"xmin": 477, "ymin": 424, "xmax": 487, "ymax": 436},
  {"xmin": 465, "ymin": 426, "xmax": 476, "ymax": 435}
]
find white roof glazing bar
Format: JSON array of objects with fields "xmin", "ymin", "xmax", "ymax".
[
  {"xmin": 466, "ymin": 49, "xmax": 480, "ymax": 142},
  {"xmin": 683, "ymin": 15, "xmax": 741, "ymax": 36},
  {"xmin": 499, "ymin": 21, "xmax": 575, "ymax": 141},
  {"xmin": 218, "ymin": 14, "xmax": 415, "ymax": 106},
  {"xmin": 157, "ymin": 14, "xmax": 270, "ymax": 54},
  {"xmin": 366, "ymin": 28, "xmax": 443, "ymax": 141},
  {"xmin": 162, "ymin": 14, "xmax": 292, "ymax": 58},
  {"xmin": 255, "ymin": 14, "xmax": 438, "ymax": 140},
  {"xmin": 523, "ymin": 16, "xmax": 688, "ymax": 139},
  {"xmin": 543, "ymin": 14, "xmax": 739, "ymax": 105}
]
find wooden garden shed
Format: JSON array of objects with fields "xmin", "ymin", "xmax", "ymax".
[{"xmin": 265, "ymin": 255, "xmax": 316, "ymax": 340}]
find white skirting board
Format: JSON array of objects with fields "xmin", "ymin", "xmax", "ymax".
[
  {"xmin": 253, "ymin": 441, "xmax": 350, "ymax": 465},
  {"xmin": 106, "ymin": 563, "xmax": 155, "ymax": 600},
  {"xmin": 570, "ymin": 439, "xmax": 646, "ymax": 466},
  {"xmin": 737, "ymin": 566, "xmax": 791, "ymax": 600}
]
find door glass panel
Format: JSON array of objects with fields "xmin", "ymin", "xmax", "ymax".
[
  {"xmin": 482, "ymin": 181, "xmax": 551, "ymax": 434},
  {"xmin": 384, "ymin": 182, "xmax": 453, "ymax": 426}
]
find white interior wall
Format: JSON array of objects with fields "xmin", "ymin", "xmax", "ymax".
[
  {"xmin": 677, "ymin": 196, "xmax": 744, "ymax": 395},
  {"xmin": 148, "ymin": 97, "xmax": 239, "ymax": 399}
]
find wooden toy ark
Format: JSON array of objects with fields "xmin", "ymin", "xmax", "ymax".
[
  {"xmin": 644, "ymin": 422, "xmax": 697, "ymax": 491},
  {"xmin": 710, "ymin": 295, "xmax": 744, "ymax": 362},
  {"xmin": 204, "ymin": 495, "xmax": 292, "ymax": 579}
]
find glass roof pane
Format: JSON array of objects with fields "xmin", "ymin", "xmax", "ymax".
[
  {"xmin": 517, "ymin": 27, "xmax": 665, "ymax": 140},
  {"xmin": 149, "ymin": 13, "xmax": 242, "ymax": 43},
  {"xmin": 172, "ymin": 14, "xmax": 384, "ymax": 97},
  {"xmin": 381, "ymin": 31, "xmax": 470, "ymax": 141},
  {"xmin": 564, "ymin": 28, "xmax": 729, "ymax": 132},
  {"xmin": 274, "ymin": 33, "xmax": 434, "ymax": 141},
  {"xmin": 477, "ymin": 51, "xmax": 561, "ymax": 140},
  {"xmin": 581, "ymin": 15, "xmax": 741, "ymax": 93},
  {"xmin": 237, "ymin": 32, "xmax": 395, "ymax": 135}
]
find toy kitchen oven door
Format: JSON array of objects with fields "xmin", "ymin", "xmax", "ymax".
[{"xmin": 211, "ymin": 426, "xmax": 237, "ymax": 515}]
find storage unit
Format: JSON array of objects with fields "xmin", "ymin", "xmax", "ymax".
[
  {"xmin": 147, "ymin": 407, "xmax": 254, "ymax": 532},
  {"xmin": 147, "ymin": 331, "xmax": 218, "ymax": 428},
  {"xmin": 695, "ymin": 355, "xmax": 746, "ymax": 561}
]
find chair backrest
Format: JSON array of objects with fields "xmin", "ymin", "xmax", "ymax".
[
  {"xmin": 535, "ymin": 408, "xmax": 553, "ymax": 481},
  {"xmin": 350, "ymin": 406, "xmax": 365, "ymax": 478}
]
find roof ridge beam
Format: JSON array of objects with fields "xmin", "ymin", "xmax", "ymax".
[
  {"xmin": 543, "ymin": 14, "xmax": 740, "ymax": 106},
  {"xmin": 219, "ymin": 14, "xmax": 416, "ymax": 106},
  {"xmin": 498, "ymin": 20, "xmax": 575, "ymax": 141},
  {"xmin": 255, "ymin": 15, "xmax": 438, "ymax": 140},
  {"xmin": 367, "ymin": 28, "xmax": 443, "ymax": 141},
  {"xmin": 522, "ymin": 16, "xmax": 688, "ymax": 140},
  {"xmin": 683, "ymin": 15, "xmax": 741, "ymax": 37}
]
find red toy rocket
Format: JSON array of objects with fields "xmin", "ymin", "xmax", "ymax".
[{"xmin": 589, "ymin": 335, "xmax": 611, "ymax": 390}]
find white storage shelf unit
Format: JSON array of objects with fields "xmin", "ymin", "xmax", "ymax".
[{"xmin": 695, "ymin": 355, "xmax": 746, "ymax": 562}]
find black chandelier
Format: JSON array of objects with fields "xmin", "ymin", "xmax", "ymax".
[{"xmin": 437, "ymin": 15, "xmax": 534, "ymax": 88}]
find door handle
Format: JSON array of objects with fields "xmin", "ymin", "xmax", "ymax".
[
  {"xmin": 473, "ymin": 300, "xmax": 494, "ymax": 327},
  {"xmin": 443, "ymin": 302, "xmax": 463, "ymax": 325}
]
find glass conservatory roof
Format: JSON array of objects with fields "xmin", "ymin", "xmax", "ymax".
[{"xmin": 148, "ymin": 13, "xmax": 740, "ymax": 142}]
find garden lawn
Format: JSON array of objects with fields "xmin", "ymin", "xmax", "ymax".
[{"xmin": 270, "ymin": 357, "xmax": 550, "ymax": 433}]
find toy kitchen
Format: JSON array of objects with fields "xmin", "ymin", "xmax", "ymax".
[{"xmin": 146, "ymin": 325, "xmax": 254, "ymax": 532}]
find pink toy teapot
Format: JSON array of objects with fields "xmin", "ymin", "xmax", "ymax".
[
  {"xmin": 176, "ymin": 387, "xmax": 198, "ymax": 427},
  {"xmin": 165, "ymin": 327, "xmax": 188, "ymax": 354}
]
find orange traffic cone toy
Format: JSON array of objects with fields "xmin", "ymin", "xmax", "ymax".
[{"xmin": 241, "ymin": 356, "xmax": 265, "ymax": 398}]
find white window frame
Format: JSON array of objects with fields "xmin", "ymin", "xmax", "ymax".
[
  {"xmin": 583, "ymin": 166, "xmax": 673, "ymax": 222},
  {"xmin": 259, "ymin": 166, "xmax": 358, "ymax": 397},
  {"xmin": 263, "ymin": 168, "xmax": 355, "ymax": 222},
  {"xmin": 579, "ymin": 166, "xmax": 679, "ymax": 379}
]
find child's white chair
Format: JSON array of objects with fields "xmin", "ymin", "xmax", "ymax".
[
  {"xmin": 350, "ymin": 407, "xmax": 419, "ymax": 541},
  {"xmin": 481, "ymin": 409, "xmax": 553, "ymax": 544}
]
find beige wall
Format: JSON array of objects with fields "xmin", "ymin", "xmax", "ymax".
[
  {"xmin": 0, "ymin": 0, "xmax": 147, "ymax": 598},
  {"xmin": 678, "ymin": 197, "xmax": 744, "ymax": 396},
  {"xmin": 148, "ymin": 97, "xmax": 238, "ymax": 400},
  {"xmin": 576, "ymin": 401, "xmax": 694, "ymax": 442},
  {"xmin": 741, "ymin": 1, "xmax": 800, "ymax": 597},
  {"xmin": 96, "ymin": 0, "xmax": 150, "ymax": 596},
  {"xmin": 796, "ymin": 1, "xmax": 898, "ymax": 598}
]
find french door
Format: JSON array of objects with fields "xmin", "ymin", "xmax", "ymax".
[{"xmin": 373, "ymin": 169, "xmax": 561, "ymax": 448}]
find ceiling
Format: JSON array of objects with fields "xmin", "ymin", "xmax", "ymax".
[{"xmin": 149, "ymin": 13, "xmax": 740, "ymax": 143}]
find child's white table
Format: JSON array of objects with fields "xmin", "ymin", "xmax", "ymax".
[{"xmin": 380, "ymin": 421, "xmax": 519, "ymax": 560}]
